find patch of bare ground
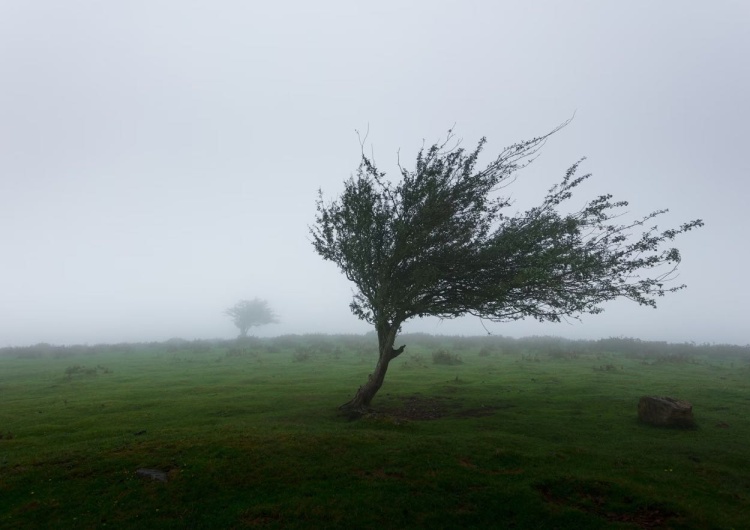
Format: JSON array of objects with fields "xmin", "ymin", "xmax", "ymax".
[
  {"xmin": 366, "ymin": 395, "xmax": 454, "ymax": 421},
  {"xmin": 458, "ymin": 457, "xmax": 524, "ymax": 475},
  {"xmin": 371, "ymin": 394, "xmax": 511, "ymax": 421},
  {"xmin": 536, "ymin": 479, "xmax": 681, "ymax": 529},
  {"xmin": 453, "ymin": 403, "xmax": 512, "ymax": 418},
  {"xmin": 352, "ymin": 468, "xmax": 405, "ymax": 480}
]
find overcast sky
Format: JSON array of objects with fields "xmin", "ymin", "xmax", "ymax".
[{"xmin": 1, "ymin": 1, "xmax": 748, "ymax": 347}]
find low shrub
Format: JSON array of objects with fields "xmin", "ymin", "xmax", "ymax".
[
  {"xmin": 292, "ymin": 351, "xmax": 311, "ymax": 362},
  {"xmin": 593, "ymin": 364, "xmax": 621, "ymax": 372},
  {"xmin": 328, "ymin": 346, "xmax": 343, "ymax": 360},
  {"xmin": 432, "ymin": 349, "xmax": 463, "ymax": 365},
  {"xmin": 225, "ymin": 347, "xmax": 258, "ymax": 358},
  {"xmin": 478, "ymin": 346, "xmax": 493, "ymax": 357},
  {"xmin": 64, "ymin": 364, "xmax": 111, "ymax": 380},
  {"xmin": 548, "ymin": 349, "xmax": 580, "ymax": 360}
]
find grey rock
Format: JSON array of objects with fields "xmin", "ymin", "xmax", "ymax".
[{"xmin": 638, "ymin": 396, "xmax": 695, "ymax": 428}]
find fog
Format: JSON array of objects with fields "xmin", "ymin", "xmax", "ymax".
[{"xmin": 1, "ymin": 1, "xmax": 748, "ymax": 347}]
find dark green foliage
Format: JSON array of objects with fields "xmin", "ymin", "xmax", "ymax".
[
  {"xmin": 311, "ymin": 122, "xmax": 703, "ymax": 408},
  {"xmin": 312, "ymin": 123, "xmax": 702, "ymax": 328}
]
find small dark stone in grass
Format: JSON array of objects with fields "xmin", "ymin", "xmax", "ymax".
[
  {"xmin": 134, "ymin": 430, "xmax": 147, "ymax": 436},
  {"xmin": 136, "ymin": 468, "xmax": 167, "ymax": 482}
]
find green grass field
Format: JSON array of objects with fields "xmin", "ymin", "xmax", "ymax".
[{"xmin": 1, "ymin": 335, "xmax": 748, "ymax": 529}]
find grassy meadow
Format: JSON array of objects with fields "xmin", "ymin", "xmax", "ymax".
[{"xmin": 1, "ymin": 334, "xmax": 748, "ymax": 529}]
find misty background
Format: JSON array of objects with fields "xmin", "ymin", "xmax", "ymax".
[{"xmin": 1, "ymin": 1, "xmax": 747, "ymax": 347}]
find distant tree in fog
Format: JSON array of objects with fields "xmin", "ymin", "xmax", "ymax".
[
  {"xmin": 311, "ymin": 121, "xmax": 703, "ymax": 417},
  {"xmin": 225, "ymin": 298, "xmax": 278, "ymax": 338}
]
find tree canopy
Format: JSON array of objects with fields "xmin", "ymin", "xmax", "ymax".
[
  {"xmin": 225, "ymin": 298, "xmax": 278, "ymax": 338},
  {"xmin": 311, "ymin": 123, "xmax": 703, "ymax": 414}
]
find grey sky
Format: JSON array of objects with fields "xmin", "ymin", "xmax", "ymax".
[{"xmin": 1, "ymin": 1, "xmax": 747, "ymax": 346}]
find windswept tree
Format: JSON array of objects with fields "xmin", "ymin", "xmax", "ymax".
[
  {"xmin": 311, "ymin": 122, "xmax": 703, "ymax": 416},
  {"xmin": 225, "ymin": 298, "xmax": 278, "ymax": 338}
]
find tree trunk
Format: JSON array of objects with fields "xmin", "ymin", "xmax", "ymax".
[{"xmin": 339, "ymin": 322, "xmax": 404, "ymax": 418}]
